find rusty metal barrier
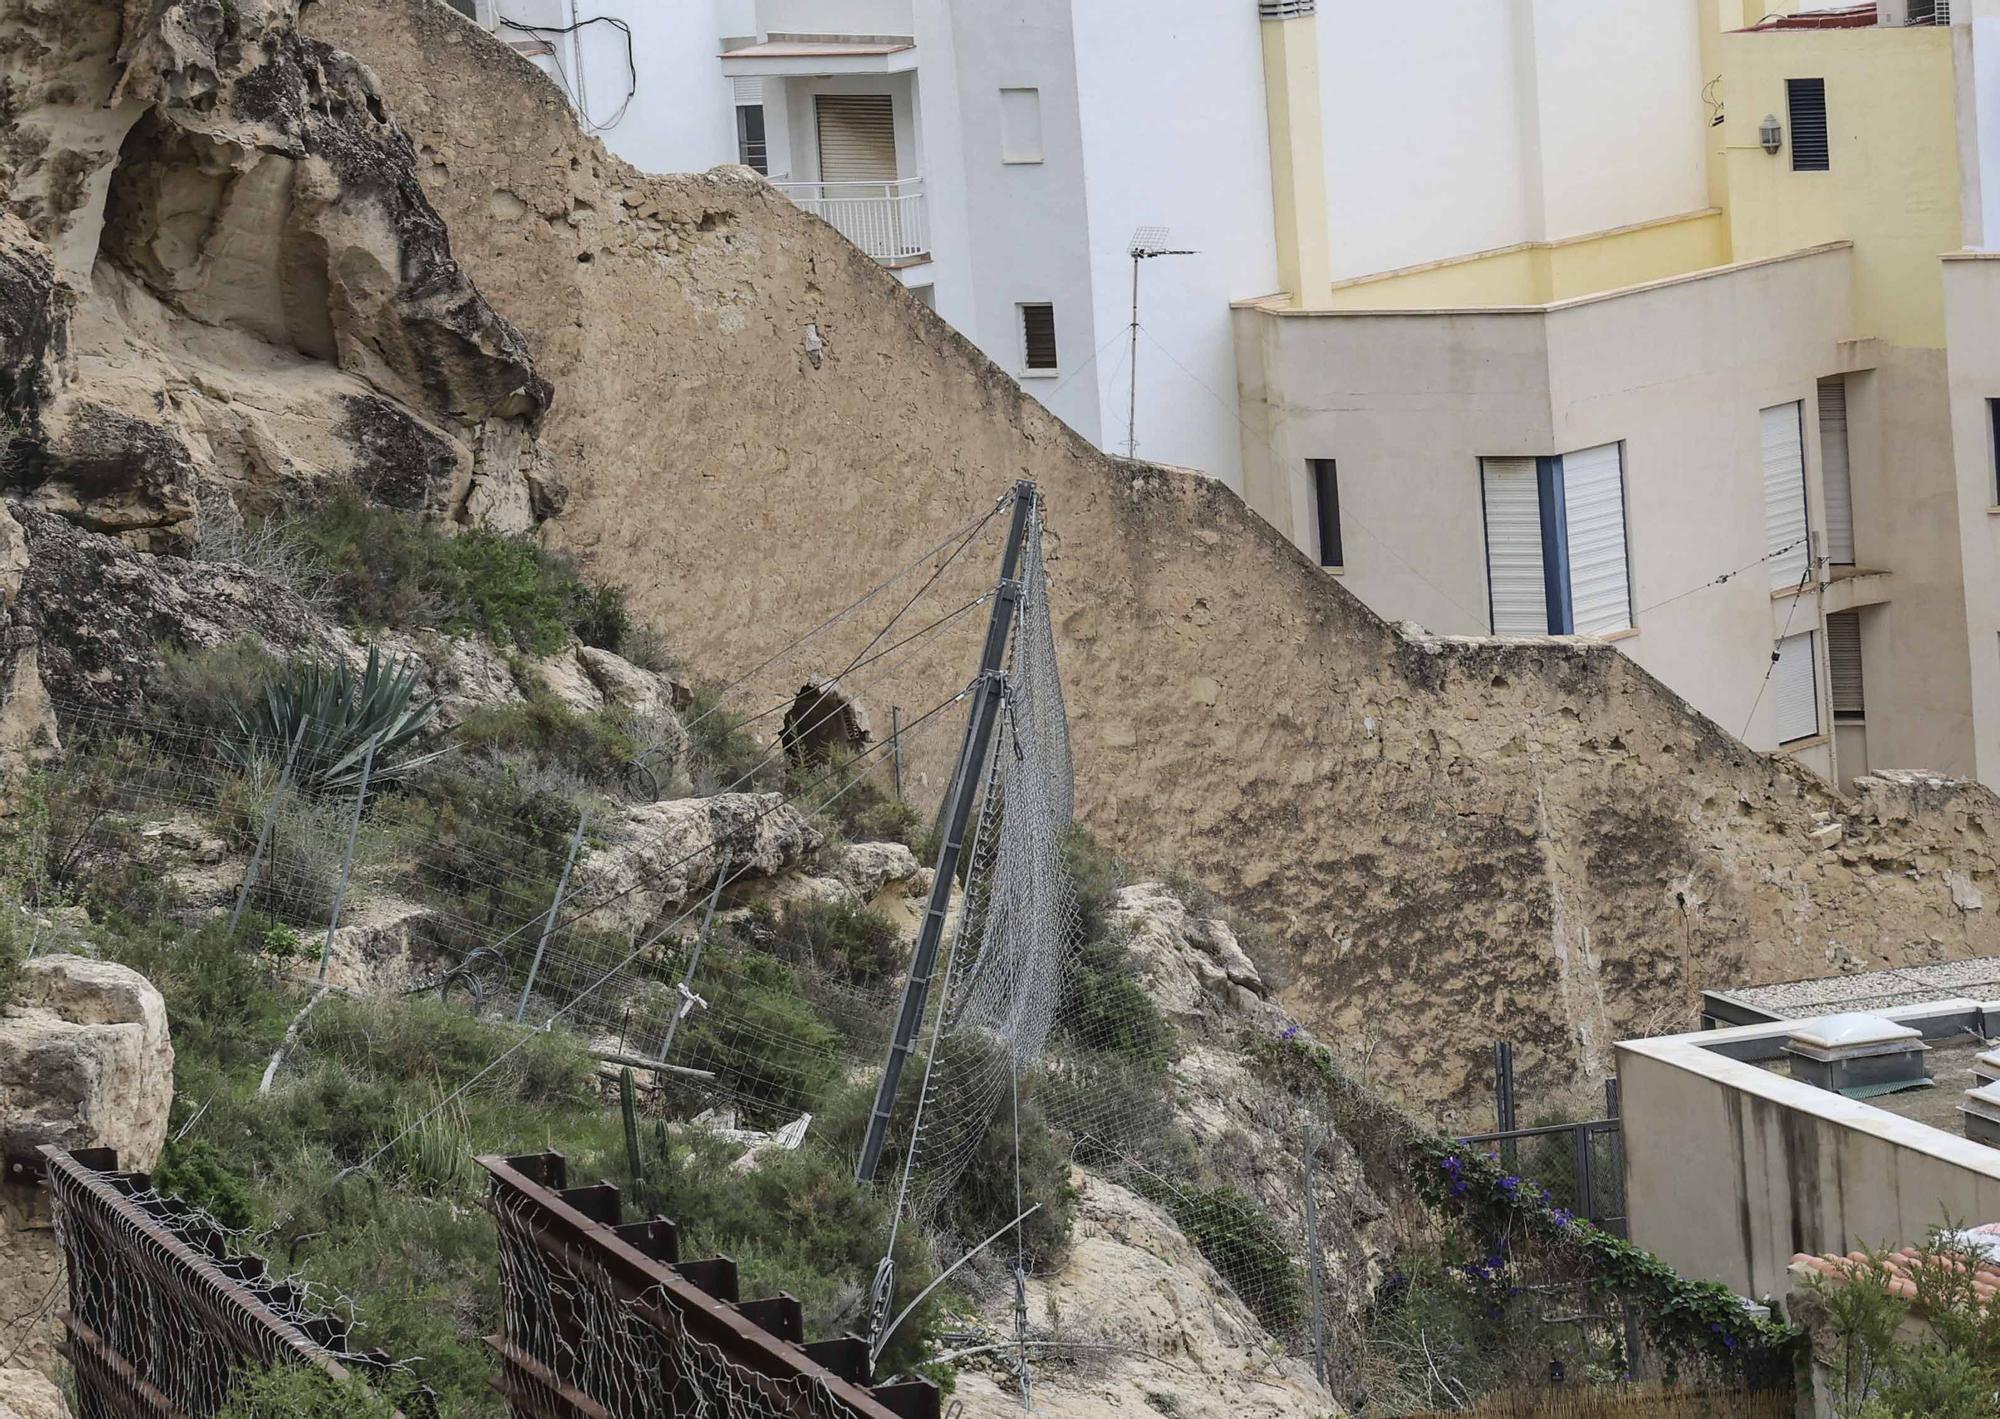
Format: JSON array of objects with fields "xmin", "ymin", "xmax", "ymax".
[
  {"xmin": 39, "ymin": 1145, "xmax": 421, "ymax": 1419},
  {"xmin": 480, "ymin": 1152, "xmax": 938, "ymax": 1419}
]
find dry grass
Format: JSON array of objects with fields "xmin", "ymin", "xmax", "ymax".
[{"xmin": 1410, "ymin": 1387, "xmax": 1790, "ymax": 1419}]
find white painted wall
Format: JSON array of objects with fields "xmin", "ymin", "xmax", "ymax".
[
  {"xmin": 916, "ymin": 0, "xmax": 1102, "ymax": 446},
  {"xmin": 491, "ymin": 0, "xmax": 738, "ymax": 177},
  {"xmin": 1526, "ymin": 0, "xmax": 1710, "ymax": 242},
  {"xmin": 1316, "ymin": 0, "xmax": 1708, "ymax": 280},
  {"xmin": 1070, "ymin": 0, "xmax": 1276, "ymax": 483}
]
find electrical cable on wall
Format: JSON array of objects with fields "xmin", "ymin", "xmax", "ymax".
[{"xmin": 499, "ymin": 14, "xmax": 637, "ymax": 132}]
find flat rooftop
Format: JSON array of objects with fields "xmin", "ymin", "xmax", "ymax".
[
  {"xmin": 1756, "ymin": 1035, "xmax": 1990, "ymax": 1134},
  {"xmin": 1707, "ymin": 958, "xmax": 2000, "ymax": 1024}
]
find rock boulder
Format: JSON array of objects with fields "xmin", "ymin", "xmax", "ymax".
[
  {"xmin": 0, "ymin": 955, "xmax": 174, "ymax": 1171},
  {"xmin": 574, "ymin": 794, "xmax": 823, "ymax": 937}
]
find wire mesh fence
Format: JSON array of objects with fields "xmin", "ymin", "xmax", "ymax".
[{"xmin": 42, "ymin": 1145, "xmax": 430, "ymax": 1419}]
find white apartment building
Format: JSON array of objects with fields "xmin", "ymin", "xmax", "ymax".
[
  {"xmin": 452, "ymin": 0, "xmax": 1278, "ymax": 484},
  {"xmin": 449, "ymin": 0, "xmax": 2000, "ymax": 796}
]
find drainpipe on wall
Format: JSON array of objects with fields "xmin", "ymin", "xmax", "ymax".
[{"xmin": 1258, "ymin": 0, "xmax": 1332, "ymax": 309}]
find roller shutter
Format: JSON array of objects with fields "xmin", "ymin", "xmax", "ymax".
[
  {"xmin": 1818, "ymin": 380, "xmax": 1854, "ymax": 565},
  {"xmin": 1482, "ymin": 458, "xmax": 1547, "ymax": 636},
  {"xmin": 815, "ymin": 94, "xmax": 897, "ymax": 184},
  {"xmin": 1762, "ymin": 402, "xmax": 1810, "ymax": 590},
  {"xmin": 1828, "ymin": 610, "xmax": 1864, "ymax": 719},
  {"xmin": 1560, "ymin": 443, "xmax": 1631, "ymax": 637},
  {"xmin": 1773, "ymin": 631, "xmax": 1820, "ymax": 744}
]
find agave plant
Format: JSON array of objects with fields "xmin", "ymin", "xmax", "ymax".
[{"xmin": 228, "ymin": 645, "xmax": 448, "ymax": 792}]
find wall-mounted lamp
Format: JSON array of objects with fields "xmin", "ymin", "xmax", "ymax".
[{"xmin": 1759, "ymin": 114, "xmax": 1783, "ymax": 155}]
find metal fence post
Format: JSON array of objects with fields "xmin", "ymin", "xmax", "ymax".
[
  {"xmin": 1302, "ymin": 1120, "xmax": 1329, "ymax": 1387},
  {"xmin": 514, "ymin": 807, "xmax": 591, "ymax": 1025},
  {"xmin": 1495, "ymin": 1042, "xmax": 1518, "ymax": 1171},
  {"xmin": 890, "ymin": 705, "xmax": 903, "ymax": 800},
  {"xmin": 230, "ymin": 718, "xmax": 309, "ymax": 937},
  {"xmin": 657, "ymin": 853, "xmax": 730, "ymax": 1067},
  {"xmin": 1572, "ymin": 1121, "xmax": 1594, "ymax": 1222},
  {"xmin": 315, "ymin": 735, "xmax": 378, "ymax": 984}
]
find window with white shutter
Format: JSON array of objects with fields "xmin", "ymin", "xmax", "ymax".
[
  {"xmin": 815, "ymin": 94, "xmax": 898, "ymax": 184},
  {"xmin": 1482, "ymin": 458, "xmax": 1548, "ymax": 636},
  {"xmin": 1762, "ymin": 402, "xmax": 1811, "ymax": 590},
  {"xmin": 1817, "ymin": 379, "xmax": 1854, "ymax": 566},
  {"xmin": 1773, "ymin": 631, "xmax": 1820, "ymax": 744},
  {"xmin": 1560, "ymin": 442, "xmax": 1631, "ymax": 637},
  {"xmin": 1827, "ymin": 611, "xmax": 1864, "ymax": 721}
]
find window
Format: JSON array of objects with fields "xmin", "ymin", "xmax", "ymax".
[
  {"xmin": 1989, "ymin": 399, "xmax": 2000, "ymax": 505},
  {"xmin": 1817, "ymin": 379, "xmax": 1854, "ymax": 566},
  {"xmin": 1761, "ymin": 402, "xmax": 1811, "ymax": 590},
  {"xmin": 735, "ymin": 104, "xmax": 769, "ymax": 176},
  {"xmin": 816, "ymin": 94, "xmax": 897, "ymax": 184},
  {"xmin": 1787, "ymin": 78, "xmax": 1829, "ymax": 171},
  {"xmin": 1308, "ymin": 459, "xmax": 1342, "ymax": 568},
  {"xmin": 1000, "ymin": 88, "xmax": 1044, "ymax": 164},
  {"xmin": 1019, "ymin": 303, "xmax": 1058, "ymax": 372},
  {"xmin": 1773, "ymin": 631, "xmax": 1820, "ymax": 744},
  {"xmin": 1827, "ymin": 611, "xmax": 1864, "ymax": 723},
  {"xmin": 1909, "ymin": 1, "xmax": 1949, "ymax": 25},
  {"xmin": 1479, "ymin": 444, "xmax": 1632, "ymax": 637}
]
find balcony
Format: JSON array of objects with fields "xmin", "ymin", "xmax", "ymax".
[{"xmin": 772, "ymin": 177, "xmax": 929, "ymax": 266}]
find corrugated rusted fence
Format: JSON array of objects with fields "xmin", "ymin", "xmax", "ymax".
[
  {"xmin": 39, "ymin": 1144, "xmax": 423, "ymax": 1418},
  {"xmin": 36, "ymin": 1146, "xmax": 938, "ymax": 1419},
  {"xmin": 482, "ymin": 1151, "xmax": 938, "ymax": 1419}
]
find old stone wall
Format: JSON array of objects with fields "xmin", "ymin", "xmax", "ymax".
[{"xmin": 296, "ymin": 0, "xmax": 2000, "ymax": 1113}]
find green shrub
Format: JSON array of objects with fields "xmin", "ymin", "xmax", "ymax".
[
  {"xmin": 152, "ymin": 637, "xmax": 281, "ymax": 737},
  {"xmin": 762, "ymin": 899, "xmax": 905, "ymax": 987},
  {"xmin": 681, "ymin": 685, "xmax": 780, "ymax": 796},
  {"xmin": 454, "ymin": 691, "xmax": 640, "ymax": 792},
  {"xmin": 793, "ymin": 747, "xmax": 921, "ymax": 849},
  {"xmin": 1062, "ymin": 827, "xmax": 1126, "ymax": 947},
  {"xmin": 153, "ymin": 1139, "xmax": 255, "ymax": 1229},
  {"xmin": 673, "ymin": 947, "xmax": 840, "ymax": 1124},
  {"xmin": 287, "ymin": 491, "xmax": 638, "ymax": 657},
  {"xmin": 215, "ymin": 1364, "xmax": 408, "ymax": 1419}
]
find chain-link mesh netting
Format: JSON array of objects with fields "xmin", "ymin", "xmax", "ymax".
[{"xmin": 43, "ymin": 1148, "xmax": 427, "ymax": 1417}]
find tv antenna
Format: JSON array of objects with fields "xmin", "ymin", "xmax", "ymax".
[{"xmin": 1125, "ymin": 226, "xmax": 1198, "ymax": 460}]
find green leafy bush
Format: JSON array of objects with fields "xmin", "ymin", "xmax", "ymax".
[
  {"xmin": 227, "ymin": 646, "xmax": 445, "ymax": 792},
  {"xmin": 215, "ymin": 1364, "xmax": 408, "ymax": 1419},
  {"xmin": 289, "ymin": 492, "xmax": 635, "ymax": 657},
  {"xmin": 793, "ymin": 746, "xmax": 921, "ymax": 849},
  {"xmin": 153, "ymin": 1138, "xmax": 255, "ymax": 1229},
  {"xmin": 761, "ymin": 899, "xmax": 905, "ymax": 987},
  {"xmin": 454, "ymin": 690, "xmax": 641, "ymax": 792}
]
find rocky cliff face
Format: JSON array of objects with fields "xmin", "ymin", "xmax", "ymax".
[{"xmin": 297, "ymin": 0, "xmax": 2000, "ymax": 1115}]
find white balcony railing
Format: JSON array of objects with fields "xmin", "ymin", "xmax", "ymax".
[{"xmin": 772, "ymin": 177, "xmax": 929, "ymax": 264}]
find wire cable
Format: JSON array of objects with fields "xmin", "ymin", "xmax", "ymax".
[{"xmin": 498, "ymin": 16, "xmax": 636, "ymax": 132}]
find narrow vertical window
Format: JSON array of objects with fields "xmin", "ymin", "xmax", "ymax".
[
  {"xmin": 1000, "ymin": 88, "xmax": 1044, "ymax": 164},
  {"xmin": 1787, "ymin": 78, "xmax": 1829, "ymax": 172},
  {"xmin": 1308, "ymin": 459, "xmax": 1342, "ymax": 568},
  {"xmin": 1480, "ymin": 448, "xmax": 1630, "ymax": 637},
  {"xmin": 735, "ymin": 104, "xmax": 769, "ymax": 176},
  {"xmin": 1761, "ymin": 402, "xmax": 1811, "ymax": 590},
  {"xmin": 1989, "ymin": 399, "xmax": 2000, "ymax": 505},
  {"xmin": 1827, "ymin": 611, "xmax": 1864, "ymax": 723},
  {"xmin": 1773, "ymin": 631, "xmax": 1820, "ymax": 744},
  {"xmin": 1481, "ymin": 457, "xmax": 1547, "ymax": 635},
  {"xmin": 1818, "ymin": 378, "xmax": 1854, "ymax": 566},
  {"xmin": 1019, "ymin": 303, "xmax": 1058, "ymax": 372}
]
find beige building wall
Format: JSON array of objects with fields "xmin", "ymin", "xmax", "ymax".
[
  {"xmin": 1945, "ymin": 255, "xmax": 2000, "ymax": 788},
  {"xmin": 1237, "ymin": 245, "xmax": 1971, "ymax": 772},
  {"xmin": 1619, "ymin": 1025, "xmax": 2000, "ymax": 1302}
]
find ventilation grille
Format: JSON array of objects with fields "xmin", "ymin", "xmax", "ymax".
[
  {"xmin": 1020, "ymin": 303, "xmax": 1058, "ymax": 371},
  {"xmin": 1258, "ymin": 0, "xmax": 1316, "ymax": 18},
  {"xmin": 1788, "ymin": 78, "xmax": 1830, "ymax": 171}
]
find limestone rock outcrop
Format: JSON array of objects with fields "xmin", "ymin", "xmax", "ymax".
[
  {"xmin": 0, "ymin": 0, "xmax": 555, "ymax": 563},
  {"xmin": 575, "ymin": 793, "xmax": 825, "ymax": 937},
  {"xmin": 0, "ymin": 955, "xmax": 173, "ymax": 1170},
  {"xmin": 0, "ymin": 1366, "xmax": 69, "ymax": 1419},
  {"xmin": 954, "ymin": 1172, "xmax": 1337, "ymax": 1419}
]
